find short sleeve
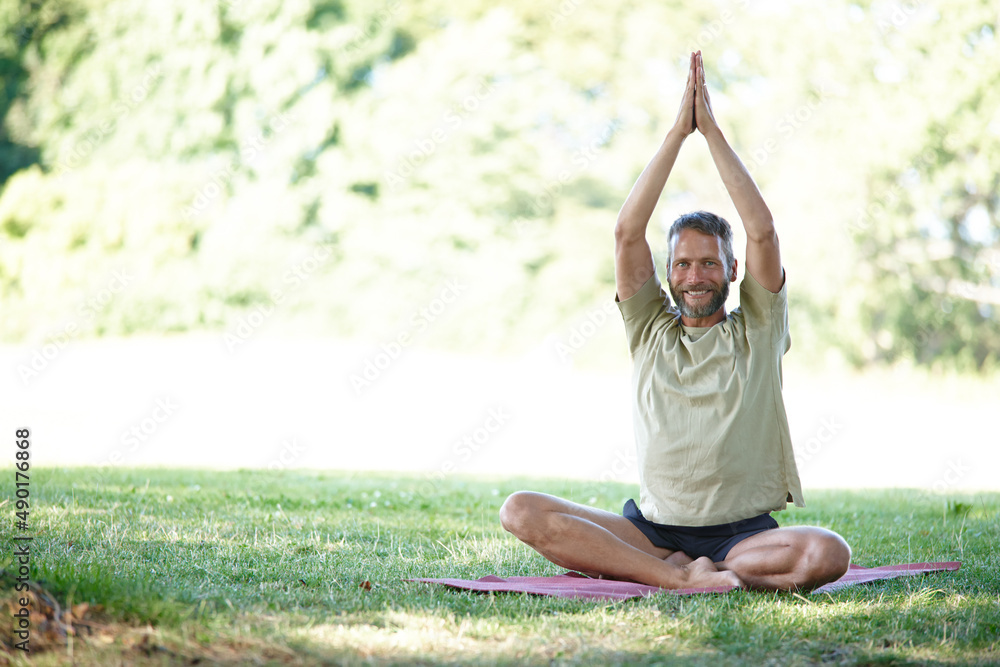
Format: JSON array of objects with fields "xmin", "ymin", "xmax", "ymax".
[
  {"xmin": 738, "ymin": 270, "xmax": 788, "ymax": 335},
  {"xmin": 617, "ymin": 272, "xmax": 673, "ymax": 355}
]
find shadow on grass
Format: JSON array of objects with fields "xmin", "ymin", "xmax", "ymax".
[{"xmin": 7, "ymin": 467, "xmax": 999, "ymax": 665}]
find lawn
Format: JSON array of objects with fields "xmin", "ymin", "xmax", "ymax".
[{"xmin": 2, "ymin": 468, "xmax": 999, "ymax": 665}]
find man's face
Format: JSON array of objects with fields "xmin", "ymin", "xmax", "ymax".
[{"xmin": 667, "ymin": 229, "xmax": 735, "ymax": 322}]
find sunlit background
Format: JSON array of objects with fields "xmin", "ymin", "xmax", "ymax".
[{"xmin": 1, "ymin": 0, "xmax": 998, "ymax": 493}]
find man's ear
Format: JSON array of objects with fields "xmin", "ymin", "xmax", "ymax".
[{"xmin": 730, "ymin": 258, "xmax": 738, "ymax": 282}]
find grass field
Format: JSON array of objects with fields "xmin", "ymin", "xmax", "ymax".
[{"xmin": 2, "ymin": 468, "xmax": 999, "ymax": 665}]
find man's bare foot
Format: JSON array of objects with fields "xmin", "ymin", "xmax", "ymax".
[
  {"xmin": 681, "ymin": 556, "xmax": 743, "ymax": 590},
  {"xmin": 665, "ymin": 550, "xmax": 694, "ymax": 567}
]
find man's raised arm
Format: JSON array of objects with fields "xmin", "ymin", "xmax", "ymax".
[
  {"xmin": 614, "ymin": 53, "xmax": 698, "ymax": 301},
  {"xmin": 693, "ymin": 51, "xmax": 784, "ymax": 293}
]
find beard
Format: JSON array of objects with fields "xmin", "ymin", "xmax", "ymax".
[{"xmin": 668, "ymin": 278, "xmax": 730, "ymax": 320}]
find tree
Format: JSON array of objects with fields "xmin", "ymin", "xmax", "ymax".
[{"xmin": 851, "ymin": 1, "xmax": 999, "ymax": 372}]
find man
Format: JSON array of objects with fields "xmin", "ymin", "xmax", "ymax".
[{"xmin": 500, "ymin": 51, "xmax": 851, "ymax": 591}]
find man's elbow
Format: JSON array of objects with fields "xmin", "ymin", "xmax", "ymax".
[
  {"xmin": 746, "ymin": 225, "xmax": 779, "ymax": 246},
  {"xmin": 614, "ymin": 216, "xmax": 644, "ymax": 245}
]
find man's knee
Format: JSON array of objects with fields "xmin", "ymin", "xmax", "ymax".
[
  {"xmin": 499, "ymin": 491, "xmax": 533, "ymax": 535},
  {"xmin": 804, "ymin": 530, "xmax": 851, "ymax": 588},
  {"xmin": 499, "ymin": 491, "xmax": 546, "ymax": 540}
]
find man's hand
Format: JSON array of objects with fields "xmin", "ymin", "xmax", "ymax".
[
  {"xmin": 616, "ymin": 55, "xmax": 702, "ymax": 301},
  {"xmin": 672, "ymin": 52, "xmax": 697, "ymax": 137},
  {"xmin": 694, "ymin": 51, "xmax": 783, "ymax": 292},
  {"xmin": 694, "ymin": 51, "xmax": 719, "ymax": 136}
]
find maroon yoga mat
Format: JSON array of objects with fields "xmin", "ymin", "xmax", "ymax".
[{"xmin": 409, "ymin": 561, "xmax": 961, "ymax": 600}]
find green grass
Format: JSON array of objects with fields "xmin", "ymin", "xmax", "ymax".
[{"xmin": 2, "ymin": 468, "xmax": 999, "ymax": 665}]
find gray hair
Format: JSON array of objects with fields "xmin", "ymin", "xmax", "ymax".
[{"xmin": 667, "ymin": 211, "xmax": 736, "ymax": 275}]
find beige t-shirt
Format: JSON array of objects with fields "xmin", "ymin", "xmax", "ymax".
[{"xmin": 616, "ymin": 270, "xmax": 804, "ymax": 526}]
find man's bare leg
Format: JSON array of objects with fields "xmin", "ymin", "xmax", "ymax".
[
  {"xmin": 717, "ymin": 526, "xmax": 851, "ymax": 591},
  {"xmin": 499, "ymin": 491, "xmax": 742, "ymax": 590}
]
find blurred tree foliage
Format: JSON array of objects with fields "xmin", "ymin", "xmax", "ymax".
[
  {"xmin": 851, "ymin": 0, "xmax": 1000, "ymax": 372},
  {"xmin": 0, "ymin": 0, "xmax": 996, "ymax": 372}
]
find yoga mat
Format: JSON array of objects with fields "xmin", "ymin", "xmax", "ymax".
[
  {"xmin": 811, "ymin": 561, "xmax": 962, "ymax": 594},
  {"xmin": 409, "ymin": 562, "xmax": 961, "ymax": 600}
]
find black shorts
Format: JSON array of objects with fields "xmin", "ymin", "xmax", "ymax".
[{"xmin": 623, "ymin": 499, "xmax": 778, "ymax": 562}]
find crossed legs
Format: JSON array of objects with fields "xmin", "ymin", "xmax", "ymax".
[
  {"xmin": 499, "ymin": 491, "xmax": 741, "ymax": 590},
  {"xmin": 717, "ymin": 525, "xmax": 852, "ymax": 590},
  {"xmin": 499, "ymin": 491, "xmax": 851, "ymax": 591}
]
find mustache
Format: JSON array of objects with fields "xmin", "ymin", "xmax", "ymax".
[{"xmin": 683, "ymin": 284, "xmax": 718, "ymax": 292}]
